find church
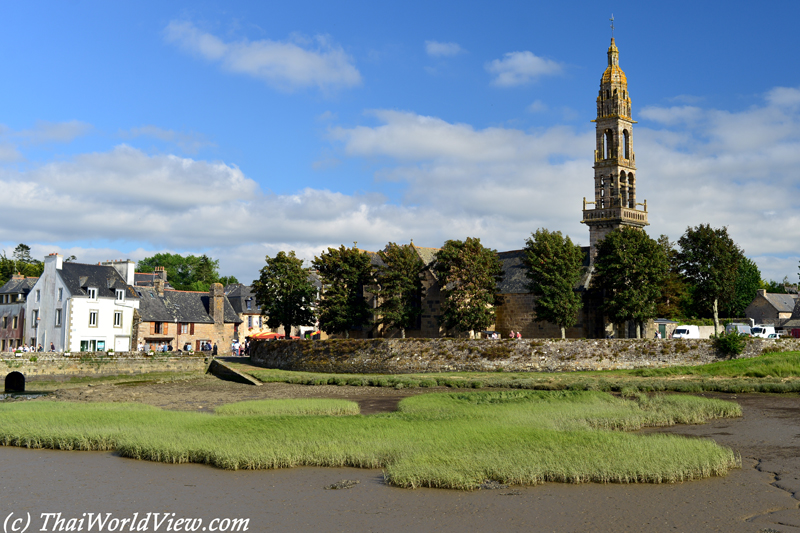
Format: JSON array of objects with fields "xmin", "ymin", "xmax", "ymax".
[
  {"xmin": 353, "ymin": 36, "xmax": 653, "ymax": 340},
  {"xmin": 494, "ymin": 36, "xmax": 650, "ymax": 340}
]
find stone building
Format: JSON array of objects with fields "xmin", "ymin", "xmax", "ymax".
[
  {"xmin": 0, "ymin": 274, "xmax": 37, "ymax": 351},
  {"xmin": 746, "ymin": 289, "xmax": 799, "ymax": 326},
  {"xmin": 133, "ymin": 281, "xmax": 241, "ymax": 352}
]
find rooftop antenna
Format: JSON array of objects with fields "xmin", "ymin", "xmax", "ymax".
[{"xmin": 610, "ymin": 14, "xmax": 615, "ymax": 39}]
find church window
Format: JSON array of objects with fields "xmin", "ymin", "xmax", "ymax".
[
  {"xmin": 604, "ymin": 130, "xmax": 614, "ymax": 159},
  {"xmin": 613, "ymin": 88, "xmax": 617, "ymax": 95}
]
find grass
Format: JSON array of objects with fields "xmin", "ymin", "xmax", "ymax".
[
  {"xmin": 0, "ymin": 391, "xmax": 740, "ymax": 489},
  {"xmin": 215, "ymin": 398, "xmax": 360, "ymax": 416},
  {"xmin": 227, "ymin": 351, "xmax": 800, "ymax": 394}
]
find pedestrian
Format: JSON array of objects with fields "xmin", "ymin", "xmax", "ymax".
[
  {"xmin": 516, "ymin": 331, "xmax": 522, "ymax": 340},
  {"xmin": 212, "ymin": 343, "xmax": 218, "ymax": 356},
  {"xmin": 509, "ymin": 330, "xmax": 515, "ymax": 339},
  {"xmin": 50, "ymin": 342, "xmax": 55, "ymax": 351}
]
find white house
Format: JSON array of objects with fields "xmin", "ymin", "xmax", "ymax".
[{"xmin": 25, "ymin": 254, "xmax": 140, "ymax": 352}]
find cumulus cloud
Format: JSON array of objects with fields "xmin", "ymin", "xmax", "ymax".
[
  {"xmin": 6, "ymin": 86, "xmax": 800, "ymax": 283},
  {"xmin": 425, "ymin": 41, "xmax": 464, "ymax": 57},
  {"xmin": 164, "ymin": 20, "xmax": 362, "ymax": 92},
  {"xmin": 485, "ymin": 51, "xmax": 563, "ymax": 87}
]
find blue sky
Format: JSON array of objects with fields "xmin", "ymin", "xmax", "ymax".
[{"xmin": 2, "ymin": 1, "xmax": 800, "ymax": 284}]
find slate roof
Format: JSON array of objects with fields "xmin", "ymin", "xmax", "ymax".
[
  {"xmin": 0, "ymin": 277, "xmax": 38, "ymax": 295},
  {"xmin": 765, "ymin": 293, "xmax": 798, "ymax": 314},
  {"xmin": 225, "ymin": 283, "xmax": 260, "ymax": 314},
  {"xmin": 134, "ymin": 288, "xmax": 241, "ymax": 323},
  {"xmin": 496, "ymin": 247, "xmax": 592, "ymax": 294},
  {"xmin": 59, "ymin": 263, "xmax": 138, "ymax": 300}
]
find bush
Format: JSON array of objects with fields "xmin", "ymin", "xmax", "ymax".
[{"xmin": 713, "ymin": 330, "xmax": 747, "ymax": 357}]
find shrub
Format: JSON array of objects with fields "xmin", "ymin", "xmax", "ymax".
[{"xmin": 713, "ymin": 331, "xmax": 747, "ymax": 357}]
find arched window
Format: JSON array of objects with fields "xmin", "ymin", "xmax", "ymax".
[
  {"xmin": 623, "ymin": 130, "xmax": 630, "ymax": 159},
  {"xmin": 620, "ymin": 171, "xmax": 626, "ymax": 183},
  {"xmin": 613, "ymin": 88, "xmax": 617, "ymax": 96}
]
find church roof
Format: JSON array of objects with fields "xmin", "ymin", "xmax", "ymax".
[{"xmin": 601, "ymin": 38, "xmax": 627, "ymax": 85}]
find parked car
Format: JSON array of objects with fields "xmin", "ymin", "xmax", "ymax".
[{"xmin": 672, "ymin": 325, "xmax": 700, "ymax": 339}]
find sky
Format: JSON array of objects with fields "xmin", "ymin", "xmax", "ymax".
[{"xmin": 2, "ymin": 1, "xmax": 800, "ymax": 285}]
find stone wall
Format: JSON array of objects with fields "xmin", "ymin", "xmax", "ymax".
[
  {"xmin": 1, "ymin": 351, "xmax": 209, "ymax": 381},
  {"xmin": 251, "ymin": 337, "xmax": 800, "ymax": 374},
  {"xmin": 494, "ymin": 293, "xmax": 585, "ymax": 339}
]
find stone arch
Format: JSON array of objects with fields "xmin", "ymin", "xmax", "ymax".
[
  {"xmin": 623, "ymin": 130, "xmax": 630, "ymax": 159},
  {"xmin": 604, "ymin": 130, "xmax": 614, "ymax": 159},
  {"xmin": 5, "ymin": 371, "xmax": 24, "ymax": 393}
]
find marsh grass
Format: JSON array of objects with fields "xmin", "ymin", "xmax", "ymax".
[
  {"xmin": 236, "ymin": 351, "xmax": 800, "ymax": 394},
  {"xmin": 0, "ymin": 391, "xmax": 740, "ymax": 489},
  {"xmin": 215, "ymin": 399, "xmax": 360, "ymax": 416}
]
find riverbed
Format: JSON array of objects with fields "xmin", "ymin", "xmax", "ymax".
[{"xmin": 1, "ymin": 383, "xmax": 798, "ymax": 532}]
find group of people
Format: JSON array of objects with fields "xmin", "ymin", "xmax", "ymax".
[
  {"xmin": 230, "ymin": 339, "xmax": 250, "ymax": 357},
  {"xmin": 136, "ymin": 341, "xmax": 217, "ymax": 354},
  {"xmin": 6, "ymin": 342, "xmax": 57, "ymax": 352},
  {"xmin": 509, "ymin": 330, "xmax": 523, "ymax": 339}
]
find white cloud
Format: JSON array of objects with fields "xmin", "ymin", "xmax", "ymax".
[
  {"xmin": 164, "ymin": 21, "xmax": 362, "ymax": 92},
  {"xmin": 122, "ymin": 125, "xmax": 215, "ymax": 154},
  {"xmin": 527, "ymin": 100, "xmax": 548, "ymax": 113},
  {"xmin": 485, "ymin": 51, "xmax": 563, "ymax": 87},
  {"xmin": 425, "ymin": 41, "xmax": 464, "ymax": 57},
  {"xmin": 6, "ymin": 85, "xmax": 800, "ymax": 284},
  {"xmin": 17, "ymin": 120, "xmax": 93, "ymax": 144}
]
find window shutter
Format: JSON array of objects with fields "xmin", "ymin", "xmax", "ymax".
[
  {"xmin": 190, "ymin": 323, "xmax": 195, "ymax": 335},
  {"xmin": 150, "ymin": 322, "xmax": 155, "ymax": 335}
]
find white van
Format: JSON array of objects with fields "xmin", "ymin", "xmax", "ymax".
[
  {"xmin": 672, "ymin": 325, "xmax": 700, "ymax": 339},
  {"xmin": 750, "ymin": 325, "xmax": 775, "ymax": 338},
  {"xmin": 725, "ymin": 323, "xmax": 752, "ymax": 336}
]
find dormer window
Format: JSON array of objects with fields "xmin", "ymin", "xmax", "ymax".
[
  {"xmin": 88, "ymin": 288, "xmax": 97, "ymax": 300},
  {"xmin": 116, "ymin": 289, "xmax": 125, "ymax": 302},
  {"xmin": 246, "ymin": 299, "xmax": 252, "ymax": 310}
]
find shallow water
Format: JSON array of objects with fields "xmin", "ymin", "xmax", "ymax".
[{"xmin": 0, "ymin": 394, "xmax": 797, "ymax": 532}]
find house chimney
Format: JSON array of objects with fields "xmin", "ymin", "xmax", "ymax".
[
  {"xmin": 209, "ymin": 283, "xmax": 224, "ymax": 326},
  {"xmin": 757, "ymin": 289, "xmax": 767, "ymax": 297},
  {"xmin": 102, "ymin": 259, "xmax": 136, "ymax": 286},
  {"xmin": 153, "ymin": 267, "xmax": 166, "ymax": 296},
  {"xmin": 45, "ymin": 253, "xmax": 63, "ymax": 271}
]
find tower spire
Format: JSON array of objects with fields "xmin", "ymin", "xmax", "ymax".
[
  {"xmin": 581, "ymin": 35, "xmax": 648, "ymax": 262},
  {"xmin": 610, "ymin": 14, "xmax": 615, "ymax": 39}
]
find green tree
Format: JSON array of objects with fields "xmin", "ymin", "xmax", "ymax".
[
  {"xmin": 434, "ymin": 237, "xmax": 504, "ymax": 336},
  {"xmin": 313, "ymin": 244, "xmax": 374, "ymax": 338},
  {"xmin": 137, "ymin": 252, "xmax": 237, "ymax": 291},
  {"xmin": 0, "ymin": 244, "xmax": 44, "ymax": 285},
  {"xmin": 374, "ymin": 243, "xmax": 424, "ymax": 338},
  {"xmin": 593, "ymin": 228, "xmax": 668, "ymax": 338},
  {"xmin": 677, "ymin": 224, "xmax": 742, "ymax": 335},
  {"xmin": 724, "ymin": 257, "xmax": 761, "ymax": 317},
  {"xmin": 523, "ymin": 229, "xmax": 584, "ymax": 339},
  {"xmin": 655, "ymin": 235, "xmax": 691, "ymax": 319},
  {"xmin": 252, "ymin": 251, "xmax": 317, "ymax": 339}
]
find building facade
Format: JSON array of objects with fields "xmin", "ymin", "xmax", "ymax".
[
  {"xmin": 25, "ymin": 255, "xmax": 140, "ymax": 352},
  {"xmin": 0, "ymin": 275, "xmax": 37, "ymax": 351}
]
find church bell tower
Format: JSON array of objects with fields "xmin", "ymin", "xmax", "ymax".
[{"xmin": 582, "ymin": 36, "xmax": 648, "ymax": 261}]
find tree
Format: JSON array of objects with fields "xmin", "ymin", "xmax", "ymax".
[
  {"xmin": 252, "ymin": 251, "xmax": 317, "ymax": 339},
  {"xmin": 523, "ymin": 229, "xmax": 584, "ymax": 339},
  {"xmin": 137, "ymin": 252, "xmax": 237, "ymax": 291},
  {"xmin": 593, "ymin": 228, "xmax": 668, "ymax": 338},
  {"xmin": 655, "ymin": 235, "xmax": 690, "ymax": 319},
  {"xmin": 312, "ymin": 245, "xmax": 374, "ymax": 338},
  {"xmin": 677, "ymin": 224, "xmax": 742, "ymax": 335},
  {"xmin": 724, "ymin": 257, "xmax": 761, "ymax": 317},
  {"xmin": 0, "ymin": 244, "xmax": 44, "ymax": 286},
  {"xmin": 374, "ymin": 243, "xmax": 424, "ymax": 338},
  {"xmin": 434, "ymin": 237, "xmax": 504, "ymax": 336}
]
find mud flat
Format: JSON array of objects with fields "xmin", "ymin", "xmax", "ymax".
[{"xmin": 2, "ymin": 386, "xmax": 798, "ymax": 532}]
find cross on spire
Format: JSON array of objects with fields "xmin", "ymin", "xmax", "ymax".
[{"xmin": 610, "ymin": 14, "xmax": 615, "ymax": 38}]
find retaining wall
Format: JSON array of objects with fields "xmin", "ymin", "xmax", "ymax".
[
  {"xmin": 251, "ymin": 337, "xmax": 800, "ymax": 374},
  {"xmin": 1, "ymin": 351, "xmax": 209, "ymax": 380}
]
